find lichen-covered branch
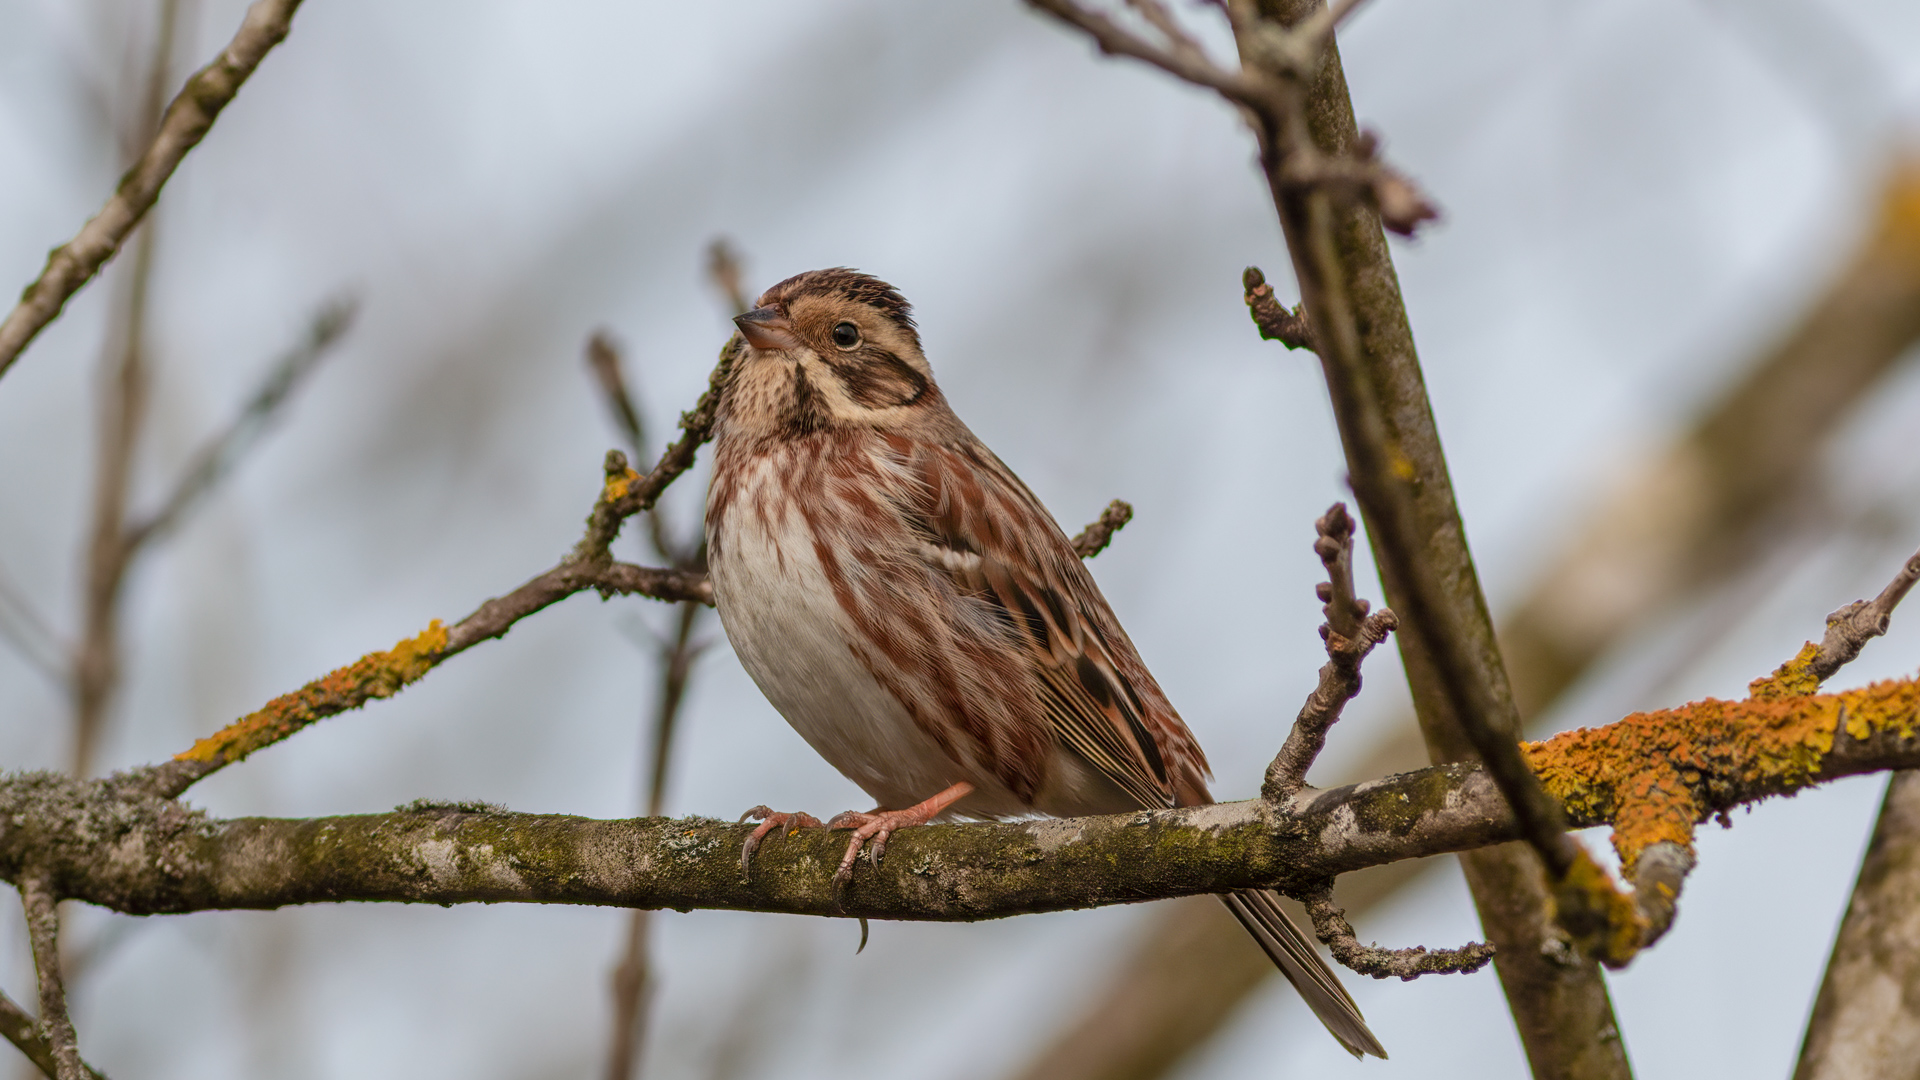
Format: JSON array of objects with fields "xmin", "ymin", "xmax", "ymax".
[
  {"xmin": 148, "ymin": 335, "xmax": 741, "ymax": 800},
  {"xmin": 1302, "ymin": 886, "xmax": 1493, "ymax": 980},
  {"xmin": 0, "ymin": 985, "xmax": 107, "ymax": 1080},
  {"xmin": 0, "ymin": 0, "xmax": 307, "ymax": 382},
  {"xmin": 19, "ymin": 876, "xmax": 83, "ymax": 1080},
  {"xmin": 5, "ymin": 670, "xmax": 1916, "ymax": 923}
]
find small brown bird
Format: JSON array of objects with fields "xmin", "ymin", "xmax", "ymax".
[{"xmin": 706, "ymin": 268, "xmax": 1385, "ymax": 1059}]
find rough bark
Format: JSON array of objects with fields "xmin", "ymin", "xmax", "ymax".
[
  {"xmin": 1249, "ymin": 1, "xmax": 1632, "ymax": 1074},
  {"xmin": 1795, "ymin": 770, "xmax": 1920, "ymax": 1080}
]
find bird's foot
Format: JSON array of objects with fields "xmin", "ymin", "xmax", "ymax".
[
  {"xmin": 738, "ymin": 806, "xmax": 824, "ymax": 876},
  {"xmin": 825, "ymin": 781, "xmax": 975, "ymax": 894}
]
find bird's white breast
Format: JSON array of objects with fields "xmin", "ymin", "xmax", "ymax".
[{"xmin": 707, "ymin": 453, "xmax": 989, "ymax": 812}]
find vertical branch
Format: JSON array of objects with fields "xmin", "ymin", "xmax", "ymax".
[
  {"xmin": 1795, "ymin": 771, "xmax": 1920, "ymax": 1078},
  {"xmin": 19, "ymin": 877, "xmax": 82, "ymax": 1080},
  {"xmin": 602, "ymin": 239, "xmax": 744, "ymax": 1080},
  {"xmin": 69, "ymin": 0, "xmax": 185, "ymax": 780},
  {"xmin": 1237, "ymin": 1, "xmax": 1633, "ymax": 1075}
]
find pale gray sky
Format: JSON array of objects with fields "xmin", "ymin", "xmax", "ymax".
[{"xmin": 1, "ymin": 1, "xmax": 1918, "ymax": 1078}]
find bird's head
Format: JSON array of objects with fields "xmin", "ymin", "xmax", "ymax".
[{"xmin": 722, "ymin": 268, "xmax": 939, "ymax": 438}]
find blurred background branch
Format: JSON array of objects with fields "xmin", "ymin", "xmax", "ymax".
[{"xmin": 998, "ymin": 151, "xmax": 1920, "ymax": 1080}]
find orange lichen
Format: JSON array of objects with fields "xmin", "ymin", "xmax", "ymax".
[
  {"xmin": 1748, "ymin": 641, "xmax": 1822, "ymax": 702},
  {"xmin": 603, "ymin": 466, "xmax": 641, "ymax": 504},
  {"xmin": 175, "ymin": 620, "xmax": 449, "ymax": 765},
  {"xmin": 1524, "ymin": 647, "xmax": 1918, "ymax": 875},
  {"xmin": 1552, "ymin": 847, "xmax": 1647, "ymax": 967}
]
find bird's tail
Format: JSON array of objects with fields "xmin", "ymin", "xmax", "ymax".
[{"xmin": 1220, "ymin": 890, "xmax": 1387, "ymax": 1059}]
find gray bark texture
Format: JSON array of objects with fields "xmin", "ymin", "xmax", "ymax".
[{"xmin": 1796, "ymin": 770, "xmax": 1920, "ymax": 1080}]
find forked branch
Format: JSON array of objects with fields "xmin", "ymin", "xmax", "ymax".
[{"xmin": 0, "ymin": 0, "xmax": 308, "ymax": 381}]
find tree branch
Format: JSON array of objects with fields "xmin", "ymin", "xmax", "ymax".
[
  {"xmin": 11, "ymin": 672, "xmax": 1920, "ymax": 921},
  {"xmin": 1302, "ymin": 886, "xmax": 1493, "ymax": 980},
  {"xmin": 1263, "ymin": 503, "xmax": 1396, "ymax": 800},
  {"xmin": 0, "ymin": 0, "xmax": 307, "ymax": 382},
  {"xmin": 125, "ymin": 297, "xmax": 355, "ymax": 549},
  {"xmin": 145, "ymin": 332, "xmax": 740, "ymax": 800},
  {"xmin": 19, "ymin": 876, "xmax": 83, "ymax": 1080},
  {"xmin": 1068, "ymin": 499, "xmax": 1133, "ymax": 558},
  {"xmin": 0, "ymin": 987, "xmax": 106, "ymax": 1080}
]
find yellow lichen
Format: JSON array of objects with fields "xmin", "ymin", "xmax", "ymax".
[
  {"xmin": 1552, "ymin": 847, "xmax": 1646, "ymax": 967},
  {"xmin": 175, "ymin": 620, "xmax": 449, "ymax": 765},
  {"xmin": 603, "ymin": 467, "xmax": 641, "ymax": 504},
  {"xmin": 1748, "ymin": 641, "xmax": 1822, "ymax": 702},
  {"xmin": 1523, "ymin": 661, "xmax": 1915, "ymax": 875}
]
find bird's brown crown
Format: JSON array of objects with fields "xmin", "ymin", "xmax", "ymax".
[{"xmin": 722, "ymin": 268, "xmax": 941, "ymax": 439}]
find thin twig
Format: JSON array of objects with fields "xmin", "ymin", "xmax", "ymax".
[
  {"xmin": 1812, "ymin": 543, "xmax": 1920, "ymax": 682},
  {"xmin": 1303, "ymin": 886, "xmax": 1493, "ymax": 980},
  {"xmin": 707, "ymin": 238, "xmax": 753, "ymax": 318},
  {"xmin": 71, "ymin": 204, "xmax": 158, "ymax": 781},
  {"xmin": 1264, "ymin": 504, "xmax": 1397, "ymax": 800},
  {"xmin": 125, "ymin": 297, "xmax": 355, "ymax": 548},
  {"xmin": 0, "ymin": 987, "xmax": 106, "ymax": 1080},
  {"xmin": 600, "ymin": 250, "xmax": 737, "ymax": 1080},
  {"xmin": 585, "ymin": 331, "xmax": 683, "ymax": 564},
  {"xmin": 1242, "ymin": 266, "xmax": 1312, "ymax": 350},
  {"xmin": 1069, "ymin": 500, "xmax": 1134, "ymax": 558},
  {"xmin": 1026, "ymin": 0, "xmax": 1266, "ymax": 102},
  {"xmin": 0, "ymin": 564, "xmax": 68, "ymax": 691},
  {"xmin": 19, "ymin": 876, "xmax": 84, "ymax": 1080},
  {"xmin": 0, "ymin": 0, "xmax": 308, "ymax": 381}
]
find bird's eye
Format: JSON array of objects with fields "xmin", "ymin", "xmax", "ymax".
[{"xmin": 831, "ymin": 322, "xmax": 861, "ymax": 349}]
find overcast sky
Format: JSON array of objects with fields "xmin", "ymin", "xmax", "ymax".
[{"xmin": 2, "ymin": 1, "xmax": 1919, "ymax": 1078}]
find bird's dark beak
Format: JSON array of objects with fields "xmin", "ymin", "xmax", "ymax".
[{"xmin": 734, "ymin": 306, "xmax": 801, "ymax": 351}]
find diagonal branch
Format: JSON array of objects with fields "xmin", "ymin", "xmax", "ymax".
[
  {"xmin": 1069, "ymin": 499, "xmax": 1133, "ymax": 558},
  {"xmin": 19, "ymin": 876, "xmax": 84, "ymax": 1080},
  {"xmin": 146, "ymin": 335, "xmax": 741, "ymax": 800},
  {"xmin": 125, "ymin": 297, "xmax": 355, "ymax": 548},
  {"xmin": 1810, "ymin": 543, "xmax": 1920, "ymax": 682},
  {"xmin": 0, "ymin": 987, "xmax": 107, "ymax": 1080},
  {"xmin": 0, "ymin": 0, "xmax": 308, "ymax": 382}
]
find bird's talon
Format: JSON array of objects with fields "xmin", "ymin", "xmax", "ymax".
[{"xmin": 738, "ymin": 807, "xmax": 823, "ymax": 879}]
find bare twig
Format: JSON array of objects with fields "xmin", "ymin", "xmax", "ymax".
[
  {"xmin": 1811, "ymin": 543, "xmax": 1920, "ymax": 681},
  {"xmin": 587, "ymin": 332, "xmax": 649, "ymax": 455},
  {"xmin": 707, "ymin": 238, "xmax": 753, "ymax": 318},
  {"xmin": 148, "ymin": 333, "xmax": 739, "ymax": 799},
  {"xmin": 600, "ymin": 251, "xmax": 737, "ymax": 1080},
  {"xmin": 19, "ymin": 877, "xmax": 83, "ymax": 1080},
  {"xmin": 1069, "ymin": 500, "xmax": 1133, "ymax": 558},
  {"xmin": 605, "ymin": 599, "xmax": 710, "ymax": 1080},
  {"xmin": 0, "ymin": 0, "xmax": 308, "ymax": 381},
  {"xmin": 125, "ymin": 297, "xmax": 355, "ymax": 548},
  {"xmin": 0, "ymin": 987, "xmax": 106, "ymax": 1080},
  {"xmin": 72, "ymin": 294, "xmax": 352, "ymax": 779},
  {"xmin": 585, "ymin": 331, "xmax": 682, "ymax": 564},
  {"xmin": 1303, "ymin": 886, "xmax": 1493, "ymax": 980},
  {"xmin": 1026, "ymin": 0, "xmax": 1264, "ymax": 101},
  {"xmin": 1264, "ymin": 504, "xmax": 1396, "ymax": 799},
  {"xmin": 0, "ymin": 565, "xmax": 68, "ymax": 691},
  {"xmin": 1242, "ymin": 266, "xmax": 1312, "ymax": 350},
  {"xmin": 71, "ymin": 216, "xmax": 158, "ymax": 780}
]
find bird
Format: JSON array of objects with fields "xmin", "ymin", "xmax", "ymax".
[{"xmin": 704, "ymin": 267, "xmax": 1385, "ymax": 1060}]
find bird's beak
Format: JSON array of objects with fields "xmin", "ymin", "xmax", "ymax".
[{"xmin": 734, "ymin": 306, "xmax": 801, "ymax": 351}]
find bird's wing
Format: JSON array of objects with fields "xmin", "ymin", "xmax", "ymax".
[{"xmin": 891, "ymin": 433, "xmax": 1207, "ymax": 810}]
